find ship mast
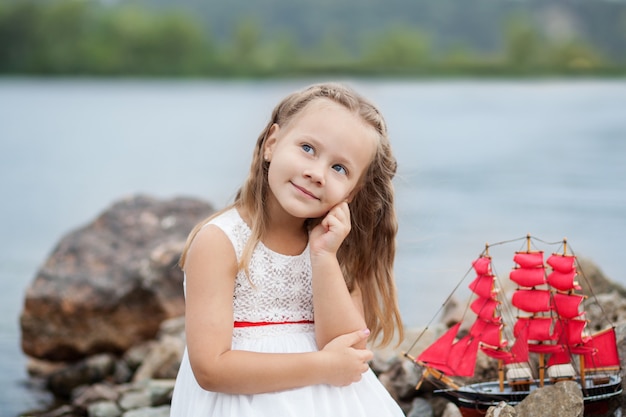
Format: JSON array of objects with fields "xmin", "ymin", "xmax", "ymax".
[{"xmin": 485, "ymin": 242, "xmax": 507, "ymax": 393}]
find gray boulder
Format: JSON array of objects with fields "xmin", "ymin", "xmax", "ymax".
[
  {"xmin": 514, "ymin": 381, "xmax": 583, "ymax": 417},
  {"xmin": 20, "ymin": 195, "xmax": 214, "ymax": 361}
]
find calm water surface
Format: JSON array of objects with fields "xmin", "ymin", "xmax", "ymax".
[{"xmin": 1, "ymin": 78, "xmax": 625, "ymax": 415}]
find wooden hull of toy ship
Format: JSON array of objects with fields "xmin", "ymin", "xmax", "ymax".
[{"xmin": 405, "ymin": 236, "xmax": 623, "ymax": 417}]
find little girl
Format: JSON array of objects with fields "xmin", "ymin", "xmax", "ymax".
[{"xmin": 170, "ymin": 83, "xmax": 405, "ymax": 416}]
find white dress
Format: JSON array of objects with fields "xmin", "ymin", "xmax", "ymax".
[{"xmin": 170, "ymin": 208, "xmax": 405, "ymax": 417}]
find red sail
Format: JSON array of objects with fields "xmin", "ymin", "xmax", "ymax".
[
  {"xmin": 469, "ymin": 274, "xmax": 495, "ymax": 299},
  {"xmin": 513, "ymin": 251, "xmax": 544, "ymax": 268},
  {"xmin": 528, "ymin": 318, "xmax": 566, "ymax": 354},
  {"xmin": 481, "ymin": 345, "xmax": 513, "ymax": 362},
  {"xmin": 417, "ymin": 323, "xmax": 462, "ymax": 371},
  {"xmin": 528, "ymin": 343, "xmax": 564, "ymax": 354},
  {"xmin": 471, "ymin": 298, "xmax": 498, "ymax": 322},
  {"xmin": 417, "ymin": 323, "xmax": 481, "ymax": 377},
  {"xmin": 507, "ymin": 322, "xmax": 530, "ymax": 364},
  {"xmin": 547, "ymin": 253, "xmax": 578, "ymax": 291},
  {"xmin": 472, "ymin": 256, "xmax": 492, "ymax": 275},
  {"xmin": 564, "ymin": 319, "xmax": 591, "ymax": 345},
  {"xmin": 547, "ymin": 254, "xmax": 576, "ymax": 273},
  {"xmin": 511, "ymin": 289, "xmax": 551, "ymax": 313},
  {"xmin": 582, "ymin": 327, "xmax": 620, "ymax": 369},
  {"xmin": 510, "ymin": 267, "xmax": 545, "ymax": 287},
  {"xmin": 448, "ymin": 335, "xmax": 480, "ymax": 377},
  {"xmin": 514, "ymin": 316, "xmax": 555, "ymax": 341},
  {"xmin": 552, "ymin": 293, "xmax": 584, "ymax": 319},
  {"xmin": 548, "ymin": 319, "xmax": 594, "ymax": 366},
  {"xmin": 547, "ymin": 269, "xmax": 578, "ymax": 292},
  {"xmin": 470, "ymin": 318, "xmax": 503, "ymax": 348},
  {"xmin": 547, "ymin": 348, "xmax": 572, "ymax": 366},
  {"xmin": 484, "ymin": 321, "xmax": 530, "ymax": 364}
]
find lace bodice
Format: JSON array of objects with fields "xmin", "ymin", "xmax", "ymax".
[{"xmin": 204, "ymin": 208, "xmax": 314, "ymax": 325}]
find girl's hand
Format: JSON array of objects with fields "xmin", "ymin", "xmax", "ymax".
[
  {"xmin": 319, "ymin": 329, "xmax": 373, "ymax": 386},
  {"xmin": 309, "ymin": 201, "xmax": 351, "ymax": 257}
]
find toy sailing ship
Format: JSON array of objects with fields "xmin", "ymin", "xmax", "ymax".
[{"xmin": 405, "ymin": 235, "xmax": 622, "ymax": 416}]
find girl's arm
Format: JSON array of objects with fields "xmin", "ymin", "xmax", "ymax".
[
  {"xmin": 309, "ymin": 202, "xmax": 368, "ymax": 350},
  {"xmin": 184, "ymin": 224, "xmax": 372, "ymax": 394}
]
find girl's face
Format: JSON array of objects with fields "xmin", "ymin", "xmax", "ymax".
[{"xmin": 263, "ymin": 98, "xmax": 377, "ymax": 220}]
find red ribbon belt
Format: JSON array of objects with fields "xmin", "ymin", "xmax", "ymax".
[{"xmin": 234, "ymin": 320, "xmax": 314, "ymax": 328}]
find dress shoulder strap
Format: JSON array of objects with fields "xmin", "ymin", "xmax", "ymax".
[{"xmin": 203, "ymin": 208, "xmax": 251, "ymax": 262}]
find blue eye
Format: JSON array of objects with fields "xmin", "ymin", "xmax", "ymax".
[
  {"xmin": 301, "ymin": 144, "xmax": 314, "ymax": 154},
  {"xmin": 332, "ymin": 164, "xmax": 347, "ymax": 175}
]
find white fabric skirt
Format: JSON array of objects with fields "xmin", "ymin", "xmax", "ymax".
[{"xmin": 170, "ymin": 324, "xmax": 404, "ymax": 417}]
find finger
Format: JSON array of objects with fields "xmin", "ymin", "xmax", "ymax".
[
  {"xmin": 358, "ymin": 349, "xmax": 374, "ymax": 363},
  {"xmin": 336, "ymin": 328, "xmax": 370, "ymax": 347},
  {"xmin": 336, "ymin": 204, "xmax": 351, "ymax": 229},
  {"xmin": 325, "ymin": 206, "xmax": 350, "ymax": 233},
  {"xmin": 331, "ymin": 201, "xmax": 350, "ymax": 221},
  {"xmin": 339, "ymin": 200, "xmax": 350, "ymax": 216},
  {"xmin": 353, "ymin": 345, "xmax": 374, "ymax": 361},
  {"xmin": 323, "ymin": 215, "xmax": 341, "ymax": 232},
  {"xmin": 320, "ymin": 215, "xmax": 331, "ymax": 231}
]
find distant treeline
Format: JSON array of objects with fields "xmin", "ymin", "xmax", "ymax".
[{"xmin": 0, "ymin": 0, "xmax": 623, "ymax": 77}]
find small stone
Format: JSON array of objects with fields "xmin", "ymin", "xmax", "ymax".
[
  {"xmin": 122, "ymin": 405, "xmax": 170, "ymax": 417},
  {"xmin": 486, "ymin": 401, "xmax": 516, "ymax": 417},
  {"xmin": 88, "ymin": 401, "xmax": 122, "ymax": 417},
  {"xmin": 406, "ymin": 397, "xmax": 433, "ymax": 417},
  {"xmin": 119, "ymin": 390, "xmax": 152, "ymax": 410}
]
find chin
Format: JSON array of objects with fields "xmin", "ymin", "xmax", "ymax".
[{"xmin": 282, "ymin": 204, "xmax": 326, "ymax": 220}]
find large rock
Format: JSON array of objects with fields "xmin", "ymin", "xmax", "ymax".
[
  {"xmin": 576, "ymin": 257, "xmax": 626, "ymax": 298},
  {"xmin": 585, "ymin": 292, "xmax": 626, "ymax": 332},
  {"xmin": 20, "ymin": 195, "xmax": 214, "ymax": 361},
  {"xmin": 486, "ymin": 402, "xmax": 515, "ymax": 417},
  {"xmin": 514, "ymin": 381, "xmax": 583, "ymax": 417}
]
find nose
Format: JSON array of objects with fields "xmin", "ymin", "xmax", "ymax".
[{"xmin": 303, "ymin": 162, "xmax": 325, "ymax": 185}]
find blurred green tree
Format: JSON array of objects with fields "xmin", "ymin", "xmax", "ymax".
[
  {"xmin": 82, "ymin": 6, "xmax": 213, "ymax": 75},
  {"xmin": 361, "ymin": 26, "xmax": 431, "ymax": 73},
  {"xmin": 548, "ymin": 39, "xmax": 605, "ymax": 72},
  {"xmin": 503, "ymin": 15, "xmax": 544, "ymax": 72},
  {"xmin": 221, "ymin": 17, "xmax": 263, "ymax": 75},
  {"xmin": 0, "ymin": 0, "xmax": 214, "ymax": 75}
]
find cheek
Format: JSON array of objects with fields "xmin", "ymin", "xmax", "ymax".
[
  {"xmin": 331, "ymin": 182, "xmax": 358, "ymax": 204},
  {"xmin": 344, "ymin": 176, "xmax": 367, "ymax": 202},
  {"xmin": 266, "ymin": 164, "xmax": 278, "ymax": 189},
  {"xmin": 344, "ymin": 188, "xmax": 357, "ymax": 203},
  {"xmin": 266, "ymin": 158, "xmax": 287, "ymax": 190}
]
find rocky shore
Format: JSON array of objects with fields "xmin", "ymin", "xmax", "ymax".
[{"xmin": 19, "ymin": 195, "xmax": 626, "ymax": 417}]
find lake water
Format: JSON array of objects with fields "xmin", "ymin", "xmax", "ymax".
[{"xmin": 1, "ymin": 78, "xmax": 625, "ymax": 416}]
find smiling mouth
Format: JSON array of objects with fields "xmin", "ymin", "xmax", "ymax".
[{"xmin": 291, "ymin": 182, "xmax": 319, "ymax": 200}]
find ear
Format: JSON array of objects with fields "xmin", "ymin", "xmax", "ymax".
[{"xmin": 263, "ymin": 124, "xmax": 280, "ymax": 162}]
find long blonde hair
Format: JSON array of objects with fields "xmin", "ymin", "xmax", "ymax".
[{"xmin": 180, "ymin": 83, "xmax": 403, "ymax": 347}]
